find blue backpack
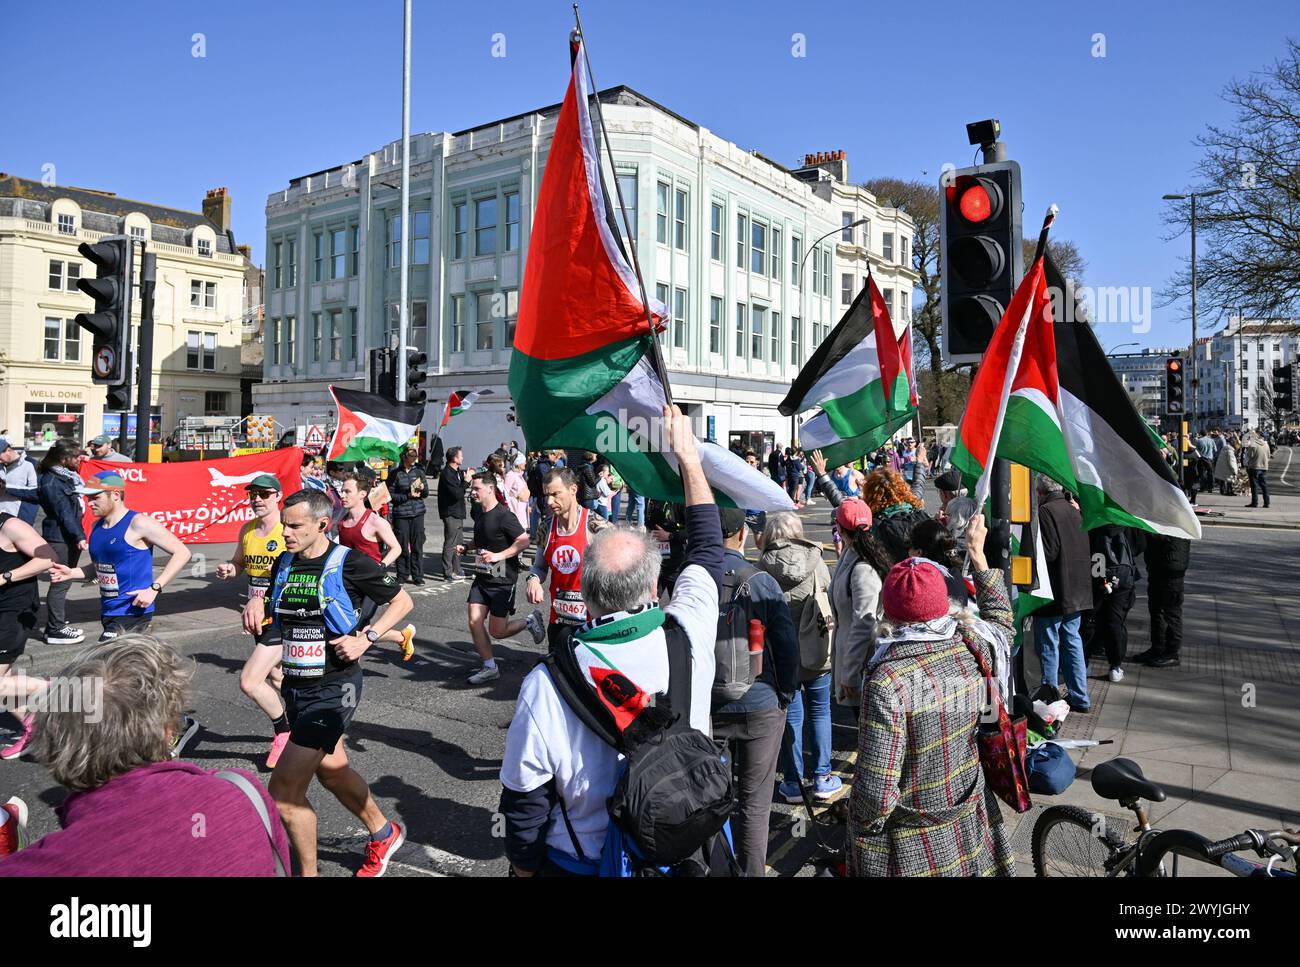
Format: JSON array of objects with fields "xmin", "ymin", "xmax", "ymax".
[{"xmin": 268, "ymin": 544, "xmax": 359, "ymax": 637}]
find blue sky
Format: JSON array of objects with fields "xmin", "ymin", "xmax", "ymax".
[{"xmin": 3, "ymin": 0, "xmax": 1294, "ymax": 350}]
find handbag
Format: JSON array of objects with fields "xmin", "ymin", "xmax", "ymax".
[
  {"xmin": 962, "ymin": 634, "xmax": 1032, "ymax": 813},
  {"xmin": 1026, "ymin": 742, "xmax": 1077, "ymax": 795}
]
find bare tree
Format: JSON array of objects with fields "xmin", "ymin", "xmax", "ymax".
[
  {"xmin": 1163, "ymin": 39, "xmax": 1300, "ymax": 323},
  {"xmin": 1024, "ymin": 238, "xmax": 1087, "ymax": 284}
]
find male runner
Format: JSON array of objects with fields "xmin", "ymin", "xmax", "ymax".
[
  {"xmin": 458, "ymin": 472, "xmax": 545, "ymax": 684},
  {"xmin": 215, "ymin": 473, "xmax": 292, "ymax": 767},
  {"xmin": 247, "ymin": 488, "xmax": 412, "ymax": 876},
  {"xmin": 0, "ymin": 497, "xmax": 56, "ymax": 760},
  {"xmin": 338, "ymin": 473, "xmax": 415, "ymax": 661},
  {"xmin": 524, "ymin": 467, "xmax": 607, "ymax": 644},
  {"xmin": 49, "ymin": 469, "xmax": 198, "ymax": 754}
]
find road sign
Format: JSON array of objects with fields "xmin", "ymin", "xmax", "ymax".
[{"xmin": 304, "ymin": 424, "xmax": 327, "ymax": 449}]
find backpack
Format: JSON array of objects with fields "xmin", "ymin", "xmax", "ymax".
[
  {"xmin": 527, "ymin": 457, "xmax": 552, "ymax": 499},
  {"xmin": 543, "ymin": 619, "xmax": 739, "ymax": 876},
  {"xmin": 793, "ymin": 567, "xmax": 835, "ymax": 676},
  {"xmin": 712, "ymin": 562, "xmax": 763, "ymax": 705},
  {"xmin": 873, "ymin": 506, "xmax": 927, "ymax": 563}
]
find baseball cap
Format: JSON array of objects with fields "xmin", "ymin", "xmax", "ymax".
[
  {"xmin": 245, "ymin": 473, "xmax": 282, "ymax": 492},
  {"xmin": 719, "ymin": 506, "xmax": 748, "ymax": 537},
  {"xmin": 834, "ymin": 498, "xmax": 873, "ymax": 533},
  {"xmin": 0, "ymin": 437, "xmax": 11, "ymax": 452},
  {"xmin": 89, "ymin": 435, "xmax": 112, "ymax": 447},
  {"xmin": 75, "ymin": 470, "xmax": 126, "ymax": 495},
  {"xmin": 934, "ymin": 469, "xmax": 964, "ymax": 493}
]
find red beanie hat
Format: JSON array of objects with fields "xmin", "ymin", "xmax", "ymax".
[
  {"xmin": 882, "ymin": 558, "xmax": 950, "ymax": 624},
  {"xmin": 835, "ymin": 498, "xmax": 872, "ymax": 533}
]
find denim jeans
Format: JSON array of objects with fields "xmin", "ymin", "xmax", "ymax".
[
  {"xmin": 1034, "ymin": 612, "xmax": 1089, "ymax": 709},
  {"xmin": 623, "ymin": 492, "xmax": 645, "ymax": 527},
  {"xmin": 610, "ymin": 491, "xmax": 622, "ymax": 523},
  {"xmin": 1248, "ymin": 469, "xmax": 1269, "ymax": 506},
  {"xmin": 778, "ymin": 671, "xmax": 833, "ymax": 784}
]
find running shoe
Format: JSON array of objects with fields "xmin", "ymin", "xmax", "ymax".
[
  {"xmin": 0, "ymin": 797, "xmax": 29, "ymax": 856},
  {"xmin": 356, "ymin": 821, "xmax": 405, "ymax": 877},
  {"xmin": 524, "ymin": 609, "xmax": 546, "ymax": 645},
  {"xmin": 45, "ymin": 625, "xmax": 86, "ymax": 645},
  {"xmin": 1108, "ymin": 666, "xmax": 1125, "ymax": 684},
  {"xmin": 777, "ymin": 780, "xmax": 804, "ymax": 804},
  {"xmin": 170, "ymin": 714, "xmax": 200, "ymax": 759},
  {"xmin": 266, "ymin": 731, "xmax": 291, "ymax": 769},
  {"xmin": 400, "ymin": 624, "xmax": 416, "ymax": 662},
  {"xmin": 1, "ymin": 714, "xmax": 35, "ymax": 760},
  {"xmin": 467, "ymin": 664, "xmax": 500, "ymax": 685},
  {"xmin": 813, "ymin": 773, "xmax": 844, "ymax": 800}
]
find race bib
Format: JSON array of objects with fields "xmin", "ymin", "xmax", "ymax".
[
  {"xmin": 248, "ymin": 575, "xmax": 271, "ymax": 597},
  {"xmin": 552, "ymin": 590, "xmax": 588, "ymax": 626},
  {"xmin": 282, "ymin": 627, "xmax": 328, "ymax": 676},
  {"xmin": 657, "ymin": 540, "xmax": 672, "ymax": 557},
  {"xmin": 95, "ymin": 563, "xmax": 119, "ymax": 595}
]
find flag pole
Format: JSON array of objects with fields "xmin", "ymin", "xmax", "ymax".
[
  {"xmin": 570, "ymin": 4, "xmax": 674, "ymax": 406},
  {"xmin": 972, "ymin": 204, "xmax": 1059, "ymax": 509}
]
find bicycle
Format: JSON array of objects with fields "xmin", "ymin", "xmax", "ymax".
[{"xmin": 1032, "ymin": 756, "xmax": 1300, "ymax": 877}]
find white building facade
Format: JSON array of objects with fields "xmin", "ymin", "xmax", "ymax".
[
  {"xmin": 256, "ymin": 88, "xmax": 916, "ymax": 458},
  {"xmin": 1200, "ymin": 317, "xmax": 1300, "ymax": 430},
  {"xmin": 1107, "ymin": 348, "xmax": 1183, "ymax": 423}
]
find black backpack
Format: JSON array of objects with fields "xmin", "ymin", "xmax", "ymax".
[{"xmin": 543, "ymin": 618, "xmax": 739, "ymax": 875}]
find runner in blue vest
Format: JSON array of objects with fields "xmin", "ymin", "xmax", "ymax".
[{"xmin": 244, "ymin": 487, "xmax": 413, "ymax": 877}]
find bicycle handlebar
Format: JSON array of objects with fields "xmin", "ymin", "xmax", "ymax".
[{"xmin": 1204, "ymin": 829, "xmax": 1300, "ymax": 860}]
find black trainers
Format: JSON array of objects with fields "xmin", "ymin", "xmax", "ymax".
[
  {"xmin": 1129, "ymin": 648, "xmax": 1159, "ymax": 664},
  {"xmin": 45, "ymin": 625, "xmax": 86, "ymax": 645},
  {"xmin": 1147, "ymin": 654, "xmax": 1181, "ymax": 668}
]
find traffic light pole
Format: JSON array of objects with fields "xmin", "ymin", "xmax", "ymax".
[{"xmin": 134, "ymin": 250, "xmax": 157, "ymax": 462}]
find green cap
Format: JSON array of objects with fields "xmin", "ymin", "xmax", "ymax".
[{"xmin": 244, "ymin": 473, "xmax": 282, "ymax": 491}]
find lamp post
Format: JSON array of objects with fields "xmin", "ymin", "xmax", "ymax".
[
  {"xmin": 793, "ymin": 217, "xmax": 870, "ymax": 446},
  {"xmin": 1162, "ymin": 188, "xmax": 1225, "ymax": 435}
]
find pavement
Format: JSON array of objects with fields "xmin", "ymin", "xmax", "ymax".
[
  {"xmin": 1, "ymin": 491, "xmax": 1295, "ymax": 877},
  {"xmin": 1192, "ymin": 444, "xmax": 1300, "ymax": 529}
]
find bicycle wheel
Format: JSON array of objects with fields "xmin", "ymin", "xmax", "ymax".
[{"xmin": 1032, "ymin": 805, "xmax": 1129, "ymax": 876}]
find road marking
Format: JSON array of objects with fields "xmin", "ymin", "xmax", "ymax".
[
  {"xmin": 422, "ymin": 843, "xmax": 477, "ymax": 874},
  {"xmin": 387, "ymin": 859, "xmax": 446, "ymax": 877},
  {"xmin": 1280, "ymin": 446, "xmax": 1294, "ymax": 486}
]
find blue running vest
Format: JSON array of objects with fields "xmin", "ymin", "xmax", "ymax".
[{"xmin": 89, "ymin": 510, "xmax": 156, "ymax": 617}]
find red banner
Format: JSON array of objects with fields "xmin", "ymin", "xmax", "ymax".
[{"xmin": 80, "ymin": 448, "xmax": 305, "ymax": 544}]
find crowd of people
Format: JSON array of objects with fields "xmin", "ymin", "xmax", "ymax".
[
  {"xmin": 1165, "ymin": 425, "xmax": 1286, "ymax": 509},
  {"xmin": 0, "ymin": 415, "xmax": 1207, "ymax": 878}
]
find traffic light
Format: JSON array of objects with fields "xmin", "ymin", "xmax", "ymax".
[
  {"xmin": 75, "ymin": 237, "xmax": 133, "ymax": 385},
  {"xmin": 105, "ymin": 383, "xmax": 131, "ymax": 411},
  {"xmin": 940, "ymin": 161, "xmax": 1023, "ymax": 363},
  {"xmin": 370, "ymin": 347, "xmax": 397, "ymax": 400},
  {"xmin": 506, "ymin": 405, "xmax": 517, "ymax": 425},
  {"xmin": 1165, "ymin": 357, "xmax": 1185, "ymax": 416},
  {"xmin": 403, "ymin": 349, "xmax": 428, "ymax": 405},
  {"xmin": 1273, "ymin": 363, "xmax": 1294, "ymax": 413}
]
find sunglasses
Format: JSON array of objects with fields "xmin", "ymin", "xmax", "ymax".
[{"xmin": 247, "ymin": 489, "xmax": 278, "ymax": 500}]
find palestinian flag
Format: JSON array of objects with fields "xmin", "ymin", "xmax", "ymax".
[
  {"xmin": 507, "ymin": 36, "xmax": 793, "ymax": 512},
  {"xmin": 779, "ymin": 276, "xmax": 916, "ymax": 468},
  {"xmin": 441, "ymin": 389, "xmax": 492, "ymax": 428},
  {"xmin": 327, "ymin": 386, "xmax": 423, "ymax": 463},
  {"xmin": 1010, "ymin": 521, "xmax": 1054, "ymax": 652}
]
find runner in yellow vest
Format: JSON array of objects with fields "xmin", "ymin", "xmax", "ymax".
[{"xmin": 216, "ymin": 473, "xmax": 291, "ymax": 768}]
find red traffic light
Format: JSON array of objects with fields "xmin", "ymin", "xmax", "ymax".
[
  {"xmin": 948, "ymin": 175, "xmax": 1004, "ymax": 226},
  {"xmin": 1167, "ymin": 359, "xmax": 1182, "ymax": 373}
]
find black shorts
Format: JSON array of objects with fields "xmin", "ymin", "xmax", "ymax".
[
  {"xmin": 99, "ymin": 614, "xmax": 152, "ymax": 643},
  {"xmin": 0, "ymin": 609, "xmax": 36, "ymax": 665},
  {"xmin": 468, "ymin": 579, "xmax": 517, "ymax": 619},
  {"xmin": 253, "ymin": 622, "xmax": 283, "ymax": 648},
  {"xmin": 282, "ymin": 665, "xmax": 363, "ymax": 753}
]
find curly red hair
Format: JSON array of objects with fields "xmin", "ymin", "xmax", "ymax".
[{"xmin": 861, "ymin": 468, "xmax": 922, "ymax": 513}]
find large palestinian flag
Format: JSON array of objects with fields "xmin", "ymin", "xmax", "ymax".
[
  {"xmin": 779, "ymin": 276, "xmax": 916, "ymax": 468},
  {"xmin": 507, "ymin": 37, "xmax": 792, "ymax": 512},
  {"xmin": 327, "ymin": 386, "xmax": 423, "ymax": 463}
]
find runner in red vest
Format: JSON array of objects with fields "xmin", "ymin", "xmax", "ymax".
[
  {"xmin": 525, "ymin": 466, "xmax": 607, "ymax": 646},
  {"xmin": 338, "ymin": 473, "xmax": 416, "ymax": 661}
]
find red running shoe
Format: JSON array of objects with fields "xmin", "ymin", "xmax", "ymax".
[
  {"xmin": 356, "ymin": 821, "xmax": 405, "ymax": 877},
  {"xmin": 1, "ymin": 714, "xmax": 35, "ymax": 760},
  {"xmin": 0, "ymin": 797, "xmax": 29, "ymax": 856}
]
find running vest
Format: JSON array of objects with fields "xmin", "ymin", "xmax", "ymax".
[
  {"xmin": 241, "ymin": 520, "xmax": 285, "ymax": 596},
  {"xmin": 268, "ymin": 545, "xmax": 359, "ymax": 677},
  {"xmin": 546, "ymin": 506, "xmax": 590, "ymax": 626},
  {"xmin": 89, "ymin": 510, "xmax": 155, "ymax": 617},
  {"xmin": 0, "ymin": 513, "xmax": 38, "ymax": 613},
  {"xmin": 338, "ymin": 509, "xmax": 383, "ymax": 563}
]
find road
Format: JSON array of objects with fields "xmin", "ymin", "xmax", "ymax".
[{"xmin": 1, "ymin": 496, "xmax": 1292, "ymax": 876}]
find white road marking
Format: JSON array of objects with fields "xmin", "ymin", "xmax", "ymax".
[
  {"xmin": 1279, "ymin": 446, "xmax": 1294, "ymax": 486},
  {"xmin": 387, "ymin": 859, "xmax": 446, "ymax": 877}
]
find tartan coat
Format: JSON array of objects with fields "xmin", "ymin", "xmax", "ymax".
[{"xmin": 847, "ymin": 568, "xmax": 1017, "ymax": 877}]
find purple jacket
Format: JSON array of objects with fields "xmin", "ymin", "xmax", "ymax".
[{"xmin": 0, "ymin": 761, "xmax": 291, "ymax": 877}]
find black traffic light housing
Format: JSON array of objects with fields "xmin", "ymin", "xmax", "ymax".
[
  {"xmin": 1274, "ymin": 362, "xmax": 1294, "ymax": 413},
  {"xmin": 1165, "ymin": 356, "xmax": 1186, "ymax": 416},
  {"xmin": 370, "ymin": 347, "xmax": 397, "ymax": 401},
  {"xmin": 404, "ymin": 349, "xmax": 428, "ymax": 406},
  {"xmin": 940, "ymin": 161, "xmax": 1024, "ymax": 363},
  {"xmin": 105, "ymin": 383, "xmax": 131, "ymax": 411},
  {"xmin": 76, "ymin": 237, "xmax": 133, "ymax": 385}
]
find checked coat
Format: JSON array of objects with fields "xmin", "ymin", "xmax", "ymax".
[{"xmin": 847, "ymin": 569, "xmax": 1017, "ymax": 877}]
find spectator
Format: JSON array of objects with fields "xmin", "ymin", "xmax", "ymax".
[
  {"xmin": 1033, "ymin": 477, "xmax": 1094, "ymax": 712},
  {"xmin": 594, "ymin": 466, "xmax": 615, "ymax": 522},
  {"xmin": 1086, "ymin": 525, "xmax": 1141, "ymax": 683},
  {"xmin": 1214, "ymin": 437, "xmax": 1238, "ymax": 496},
  {"xmin": 942, "ymin": 496, "xmax": 979, "ymax": 557},
  {"xmin": 1194, "ymin": 430, "xmax": 1216, "ymax": 492},
  {"xmin": 504, "ymin": 453, "xmax": 531, "ymax": 532},
  {"xmin": 1132, "ymin": 533, "xmax": 1189, "ymax": 669},
  {"xmin": 36, "ymin": 442, "xmax": 88, "ymax": 646},
  {"xmin": 757, "ymin": 512, "xmax": 839, "ymax": 806},
  {"xmin": 3, "ymin": 634, "xmax": 290, "ymax": 875},
  {"xmin": 933, "ymin": 468, "xmax": 966, "ymax": 520},
  {"xmin": 861, "ymin": 468, "xmax": 928, "ymax": 565},
  {"xmin": 87, "ymin": 435, "xmax": 132, "ymax": 464},
  {"xmin": 0, "ymin": 439, "xmax": 38, "ymax": 524},
  {"xmin": 438, "ymin": 446, "xmax": 471, "ymax": 582},
  {"xmin": 768, "ymin": 446, "xmax": 787, "ymax": 487},
  {"xmin": 786, "ymin": 449, "xmax": 806, "ymax": 506},
  {"xmin": 847, "ymin": 515, "xmax": 1016, "ymax": 877},
  {"xmin": 572, "ymin": 451, "xmax": 601, "ymax": 515},
  {"xmin": 388, "ymin": 445, "xmax": 430, "ymax": 585},
  {"xmin": 1242, "ymin": 431, "xmax": 1270, "ymax": 508},
  {"xmin": 300, "ymin": 453, "xmax": 327, "ymax": 491},
  {"xmin": 829, "ymin": 498, "xmax": 894, "ymax": 708},
  {"xmin": 902, "ymin": 437, "xmax": 930, "ymax": 504}
]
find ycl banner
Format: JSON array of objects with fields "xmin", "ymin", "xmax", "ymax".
[{"xmin": 80, "ymin": 448, "xmax": 304, "ymax": 544}]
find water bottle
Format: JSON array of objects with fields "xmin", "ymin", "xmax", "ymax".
[{"xmin": 748, "ymin": 618, "xmax": 765, "ymax": 678}]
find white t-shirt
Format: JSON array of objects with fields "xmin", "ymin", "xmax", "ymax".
[{"xmin": 500, "ymin": 562, "xmax": 719, "ymax": 861}]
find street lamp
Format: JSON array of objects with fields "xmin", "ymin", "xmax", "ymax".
[
  {"xmin": 1162, "ymin": 188, "xmax": 1226, "ymax": 434},
  {"xmin": 1109, "ymin": 341, "xmax": 1140, "ymax": 355}
]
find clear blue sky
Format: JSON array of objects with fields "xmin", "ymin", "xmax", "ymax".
[{"xmin": 4, "ymin": 0, "xmax": 1293, "ymax": 351}]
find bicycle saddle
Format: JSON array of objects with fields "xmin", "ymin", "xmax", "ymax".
[{"xmin": 1090, "ymin": 757, "xmax": 1166, "ymax": 803}]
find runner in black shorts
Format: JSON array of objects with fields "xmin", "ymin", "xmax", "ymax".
[
  {"xmin": 246, "ymin": 488, "xmax": 413, "ymax": 877},
  {"xmin": 458, "ymin": 472, "xmax": 544, "ymax": 685},
  {"xmin": 0, "ymin": 502, "xmax": 56, "ymax": 761}
]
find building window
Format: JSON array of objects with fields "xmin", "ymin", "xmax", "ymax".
[
  {"xmin": 655, "ymin": 284, "xmax": 670, "ymax": 348},
  {"xmin": 474, "ymin": 198, "xmax": 497, "ymax": 256},
  {"xmin": 329, "ymin": 310, "xmax": 343, "ymax": 361},
  {"xmin": 615, "ymin": 173, "xmax": 638, "ymax": 240},
  {"xmin": 882, "ymin": 288, "xmax": 895, "ymax": 318},
  {"xmin": 751, "ymin": 222, "xmax": 766, "ymax": 275},
  {"xmin": 43, "ymin": 318, "xmax": 61, "ymax": 360},
  {"xmin": 387, "ymin": 216, "xmax": 401, "ymax": 269},
  {"xmin": 452, "ymin": 203, "xmax": 467, "ymax": 260},
  {"xmin": 710, "ymin": 203, "xmax": 723, "ymax": 261},
  {"xmin": 900, "ymin": 236, "xmax": 909, "ymax": 268},
  {"xmin": 204, "ymin": 391, "xmax": 229, "ymax": 415},
  {"xmin": 272, "ymin": 243, "xmax": 282, "ymax": 289},
  {"xmin": 349, "ymin": 308, "xmax": 359, "ymax": 360},
  {"xmin": 270, "ymin": 318, "xmax": 280, "ymax": 366},
  {"xmin": 842, "ymin": 273, "xmax": 854, "ymax": 306},
  {"xmin": 674, "ymin": 188, "xmax": 688, "ymax": 251},
  {"xmin": 287, "ymin": 239, "xmax": 297, "ymax": 286},
  {"xmin": 792, "ymin": 316, "xmax": 801, "ymax": 366},
  {"xmin": 475, "ymin": 292, "xmax": 496, "ymax": 350},
  {"xmin": 204, "ymin": 281, "xmax": 216, "ymax": 310},
  {"xmin": 187, "ymin": 331, "xmax": 216, "ymax": 371},
  {"xmin": 791, "ymin": 236, "xmax": 801, "ymax": 287},
  {"xmin": 502, "ymin": 289, "xmax": 519, "ymax": 345},
  {"xmin": 823, "ymin": 249, "xmax": 832, "ymax": 297},
  {"xmin": 861, "ymin": 220, "xmax": 870, "ymax": 250},
  {"xmin": 57, "ymin": 213, "xmax": 75, "ymax": 235},
  {"xmin": 656, "ymin": 182, "xmax": 670, "ymax": 245},
  {"xmin": 198, "ymin": 237, "xmax": 213, "ymax": 258},
  {"xmin": 673, "ymin": 287, "xmax": 688, "ymax": 349},
  {"xmin": 841, "ymin": 212, "xmax": 854, "ymax": 243},
  {"xmin": 736, "ymin": 302, "xmax": 746, "ymax": 358},
  {"xmin": 505, "ymin": 192, "xmax": 520, "ymax": 252},
  {"xmin": 709, "ymin": 296, "xmax": 722, "ymax": 355},
  {"xmin": 411, "ymin": 300, "xmax": 428, "ymax": 340},
  {"xmin": 310, "ymin": 313, "xmax": 322, "ymax": 362},
  {"xmin": 737, "ymin": 214, "xmax": 747, "ymax": 269},
  {"xmin": 899, "ymin": 292, "xmax": 911, "ymax": 322},
  {"xmin": 771, "ymin": 312, "xmax": 781, "ymax": 365},
  {"xmin": 412, "ymin": 211, "xmax": 430, "ymax": 264},
  {"xmin": 450, "ymin": 295, "xmax": 465, "ymax": 353},
  {"xmin": 349, "ymin": 226, "xmax": 360, "ymax": 276},
  {"xmin": 771, "ymin": 228, "xmax": 782, "ymax": 280},
  {"xmin": 48, "ymin": 260, "xmax": 62, "ymax": 290},
  {"xmin": 331, "ymin": 229, "xmax": 347, "ymax": 278},
  {"xmin": 286, "ymin": 316, "xmax": 296, "ymax": 368},
  {"xmin": 751, "ymin": 305, "xmax": 766, "ymax": 361},
  {"xmin": 130, "ymin": 225, "xmax": 146, "ymax": 242},
  {"xmin": 66, "ymin": 262, "xmax": 80, "ymax": 292},
  {"xmin": 190, "ymin": 280, "xmax": 202, "ymax": 307},
  {"xmin": 314, "ymin": 233, "xmax": 325, "ymax": 281},
  {"xmin": 882, "ymin": 232, "xmax": 894, "ymax": 262}
]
